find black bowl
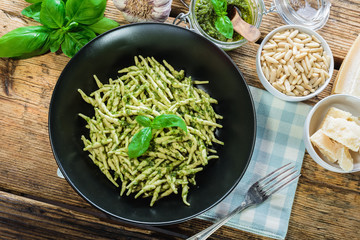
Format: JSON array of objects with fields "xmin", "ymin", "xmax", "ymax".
[{"xmin": 49, "ymin": 23, "xmax": 256, "ymax": 225}]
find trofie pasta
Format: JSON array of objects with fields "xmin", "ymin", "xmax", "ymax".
[{"xmin": 78, "ymin": 56, "xmax": 224, "ymax": 206}]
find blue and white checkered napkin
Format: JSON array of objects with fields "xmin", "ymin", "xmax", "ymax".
[{"xmin": 197, "ymin": 86, "xmax": 312, "ymax": 239}]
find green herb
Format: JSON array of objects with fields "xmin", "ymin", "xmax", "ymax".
[
  {"xmin": 87, "ymin": 17, "xmax": 120, "ymax": 34},
  {"xmin": 66, "ymin": 0, "xmax": 107, "ymax": 25},
  {"xmin": 136, "ymin": 115, "xmax": 152, "ymax": 127},
  {"xmin": 22, "ymin": 2, "xmax": 42, "ymax": 22},
  {"xmin": 41, "ymin": 0, "xmax": 66, "ymax": 29},
  {"xmin": 128, "ymin": 114, "xmax": 188, "ymax": 158},
  {"xmin": 61, "ymin": 27, "xmax": 96, "ymax": 57},
  {"xmin": 0, "ymin": 0, "xmax": 119, "ymax": 59},
  {"xmin": 210, "ymin": 0, "xmax": 233, "ymax": 39},
  {"xmin": 0, "ymin": 26, "xmax": 50, "ymax": 58},
  {"xmin": 49, "ymin": 29, "xmax": 65, "ymax": 52},
  {"xmin": 128, "ymin": 127, "xmax": 153, "ymax": 159},
  {"xmin": 151, "ymin": 114, "xmax": 188, "ymax": 133}
]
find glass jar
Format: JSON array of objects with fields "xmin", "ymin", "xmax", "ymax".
[
  {"xmin": 273, "ymin": 0, "xmax": 331, "ymax": 30},
  {"xmin": 174, "ymin": 0, "xmax": 331, "ymax": 50}
]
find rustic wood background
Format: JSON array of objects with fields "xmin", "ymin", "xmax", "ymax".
[{"xmin": 0, "ymin": 0, "xmax": 359, "ymax": 239}]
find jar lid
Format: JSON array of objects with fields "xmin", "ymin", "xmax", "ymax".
[{"xmin": 272, "ymin": 0, "xmax": 331, "ymax": 30}]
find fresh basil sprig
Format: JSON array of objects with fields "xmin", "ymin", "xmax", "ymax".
[
  {"xmin": 0, "ymin": 0, "xmax": 119, "ymax": 59},
  {"xmin": 211, "ymin": 0, "xmax": 233, "ymax": 39},
  {"xmin": 128, "ymin": 114, "xmax": 188, "ymax": 159}
]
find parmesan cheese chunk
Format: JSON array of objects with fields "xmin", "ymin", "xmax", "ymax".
[
  {"xmin": 322, "ymin": 117, "xmax": 360, "ymax": 152},
  {"xmin": 337, "ymin": 147, "xmax": 354, "ymax": 172},
  {"xmin": 319, "ymin": 107, "xmax": 353, "ymax": 128},
  {"xmin": 326, "ymin": 107, "xmax": 352, "ymax": 120},
  {"xmin": 322, "ymin": 107, "xmax": 360, "ymax": 126},
  {"xmin": 310, "ymin": 129, "xmax": 343, "ymax": 163}
]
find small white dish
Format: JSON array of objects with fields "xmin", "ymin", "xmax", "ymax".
[
  {"xmin": 256, "ymin": 25, "xmax": 334, "ymax": 102},
  {"xmin": 303, "ymin": 94, "xmax": 360, "ymax": 173}
]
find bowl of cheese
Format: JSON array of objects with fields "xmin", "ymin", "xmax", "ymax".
[{"xmin": 304, "ymin": 94, "xmax": 360, "ymax": 173}]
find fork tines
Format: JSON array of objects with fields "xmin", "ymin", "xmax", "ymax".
[{"xmin": 257, "ymin": 163, "xmax": 300, "ymax": 196}]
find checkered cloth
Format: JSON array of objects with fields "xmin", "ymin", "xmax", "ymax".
[{"xmin": 197, "ymin": 86, "xmax": 312, "ymax": 239}]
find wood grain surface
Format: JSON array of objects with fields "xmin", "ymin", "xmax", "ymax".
[{"xmin": 0, "ymin": 0, "xmax": 359, "ymax": 239}]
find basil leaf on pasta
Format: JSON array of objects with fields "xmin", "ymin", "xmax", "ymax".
[
  {"xmin": 128, "ymin": 127, "xmax": 153, "ymax": 159},
  {"xmin": 151, "ymin": 114, "xmax": 188, "ymax": 133}
]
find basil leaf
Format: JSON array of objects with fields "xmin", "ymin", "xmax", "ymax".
[
  {"xmin": 87, "ymin": 17, "xmax": 119, "ymax": 34},
  {"xmin": 151, "ymin": 114, "xmax": 187, "ymax": 133},
  {"xmin": 61, "ymin": 27, "xmax": 96, "ymax": 57},
  {"xmin": 40, "ymin": 0, "xmax": 66, "ymax": 29},
  {"xmin": 25, "ymin": 0, "xmax": 43, "ymax": 3},
  {"xmin": 136, "ymin": 116, "xmax": 151, "ymax": 127},
  {"xmin": 65, "ymin": 0, "xmax": 106, "ymax": 25},
  {"xmin": 19, "ymin": 37, "xmax": 51, "ymax": 59},
  {"xmin": 128, "ymin": 127, "xmax": 153, "ymax": 158},
  {"xmin": 215, "ymin": 16, "xmax": 233, "ymax": 39},
  {"xmin": 0, "ymin": 26, "xmax": 50, "ymax": 58},
  {"xmin": 211, "ymin": 0, "xmax": 227, "ymax": 16},
  {"xmin": 22, "ymin": 2, "xmax": 42, "ymax": 22},
  {"xmin": 49, "ymin": 29, "xmax": 65, "ymax": 52}
]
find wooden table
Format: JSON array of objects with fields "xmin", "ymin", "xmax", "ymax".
[{"xmin": 0, "ymin": 0, "xmax": 359, "ymax": 239}]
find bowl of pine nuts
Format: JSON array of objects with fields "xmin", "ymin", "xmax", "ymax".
[{"xmin": 256, "ymin": 25, "xmax": 334, "ymax": 102}]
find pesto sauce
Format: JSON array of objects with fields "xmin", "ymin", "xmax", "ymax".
[{"xmin": 195, "ymin": 0, "xmax": 253, "ymax": 42}]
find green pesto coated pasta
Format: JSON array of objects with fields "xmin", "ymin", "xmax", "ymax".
[{"xmin": 78, "ymin": 56, "xmax": 224, "ymax": 206}]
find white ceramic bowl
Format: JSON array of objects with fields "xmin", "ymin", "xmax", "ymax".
[
  {"xmin": 303, "ymin": 94, "xmax": 360, "ymax": 173},
  {"xmin": 256, "ymin": 25, "xmax": 334, "ymax": 102}
]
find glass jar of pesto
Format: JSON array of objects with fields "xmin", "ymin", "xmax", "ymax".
[
  {"xmin": 195, "ymin": 0, "xmax": 259, "ymax": 42},
  {"xmin": 174, "ymin": 0, "xmax": 331, "ymax": 51},
  {"xmin": 177, "ymin": 0, "xmax": 265, "ymax": 50}
]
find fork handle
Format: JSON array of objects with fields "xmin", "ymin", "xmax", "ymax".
[{"xmin": 187, "ymin": 201, "xmax": 251, "ymax": 240}]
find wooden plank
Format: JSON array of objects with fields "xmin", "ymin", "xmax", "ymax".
[
  {"xmin": 288, "ymin": 170, "xmax": 360, "ymax": 239},
  {"xmin": 0, "ymin": 191, "xmax": 183, "ymax": 240},
  {"xmin": 0, "ymin": 189, "xmax": 271, "ymax": 240},
  {"xmin": 0, "ymin": 54, "xmax": 87, "ymax": 207}
]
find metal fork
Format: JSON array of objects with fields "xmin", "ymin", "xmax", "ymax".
[{"xmin": 187, "ymin": 163, "xmax": 300, "ymax": 240}]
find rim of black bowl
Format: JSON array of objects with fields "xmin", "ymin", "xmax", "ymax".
[{"xmin": 48, "ymin": 22, "xmax": 257, "ymax": 226}]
